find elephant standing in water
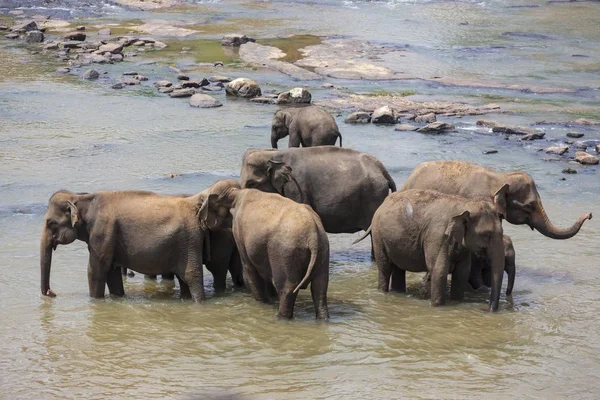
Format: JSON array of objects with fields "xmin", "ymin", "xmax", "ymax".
[
  {"xmin": 354, "ymin": 189, "xmax": 507, "ymax": 311},
  {"xmin": 470, "ymin": 235, "xmax": 516, "ymax": 296},
  {"xmin": 271, "ymin": 106, "xmax": 342, "ymax": 149},
  {"xmin": 200, "ymin": 184, "xmax": 330, "ymax": 319},
  {"xmin": 402, "ymin": 160, "xmax": 592, "ymax": 293},
  {"xmin": 240, "ymin": 146, "xmax": 396, "ymax": 234},
  {"xmin": 39, "ymin": 180, "xmax": 239, "ymax": 301}
]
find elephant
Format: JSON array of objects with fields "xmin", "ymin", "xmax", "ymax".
[
  {"xmin": 122, "ymin": 228, "xmax": 243, "ymax": 292},
  {"xmin": 200, "ymin": 183, "xmax": 330, "ymax": 319},
  {"xmin": 401, "ymin": 160, "xmax": 592, "ymax": 239},
  {"xmin": 240, "ymin": 146, "xmax": 396, "ymax": 234},
  {"xmin": 354, "ymin": 188, "xmax": 507, "ymax": 311},
  {"xmin": 271, "ymin": 106, "xmax": 342, "ymax": 149},
  {"xmin": 39, "ymin": 180, "xmax": 239, "ymax": 302},
  {"xmin": 470, "ymin": 235, "xmax": 516, "ymax": 296}
]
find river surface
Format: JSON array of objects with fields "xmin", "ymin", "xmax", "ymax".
[{"xmin": 1, "ymin": 1, "xmax": 600, "ymax": 399}]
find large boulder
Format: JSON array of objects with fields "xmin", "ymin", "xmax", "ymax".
[
  {"xmin": 26, "ymin": 31, "xmax": 44, "ymax": 43},
  {"xmin": 344, "ymin": 111, "xmax": 371, "ymax": 124},
  {"xmin": 189, "ymin": 93, "xmax": 223, "ymax": 108},
  {"xmin": 417, "ymin": 121, "xmax": 455, "ymax": 134},
  {"xmin": 575, "ymin": 151, "xmax": 599, "ymax": 165},
  {"xmin": 11, "ymin": 20, "xmax": 39, "ymax": 33},
  {"xmin": 371, "ymin": 106, "xmax": 397, "ymax": 124},
  {"xmin": 276, "ymin": 88, "xmax": 312, "ymax": 105},
  {"xmin": 221, "ymin": 33, "xmax": 255, "ymax": 47},
  {"xmin": 225, "ymin": 78, "xmax": 261, "ymax": 98}
]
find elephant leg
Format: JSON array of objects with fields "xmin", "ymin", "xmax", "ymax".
[
  {"xmin": 121, "ymin": 267, "xmax": 127, "ymax": 276},
  {"xmin": 277, "ymin": 289, "xmax": 298, "ymax": 319},
  {"xmin": 265, "ymin": 281, "xmax": 278, "ymax": 301},
  {"xmin": 482, "ymin": 266, "xmax": 492, "ymax": 288},
  {"xmin": 310, "ymin": 259, "xmax": 329, "ymax": 320},
  {"xmin": 145, "ymin": 274, "xmax": 158, "ymax": 280},
  {"xmin": 229, "ymin": 252, "xmax": 244, "ymax": 288},
  {"xmin": 390, "ymin": 267, "xmax": 406, "ymax": 293},
  {"xmin": 106, "ymin": 267, "xmax": 125, "ymax": 297},
  {"xmin": 161, "ymin": 273, "xmax": 175, "ymax": 280},
  {"xmin": 177, "ymin": 275, "xmax": 191, "ymax": 299},
  {"xmin": 210, "ymin": 265, "xmax": 228, "ymax": 293},
  {"xmin": 429, "ymin": 248, "xmax": 451, "ymax": 307},
  {"xmin": 450, "ymin": 256, "xmax": 471, "ymax": 301},
  {"xmin": 87, "ymin": 260, "xmax": 107, "ymax": 299},
  {"xmin": 243, "ymin": 266, "xmax": 269, "ymax": 303},
  {"xmin": 468, "ymin": 254, "xmax": 485, "ymax": 291}
]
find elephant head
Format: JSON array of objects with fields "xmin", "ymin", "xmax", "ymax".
[
  {"xmin": 199, "ymin": 180, "xmax": 240, "ymax": 231},
  {"xmin": 240, "ymin": 150, "xmax": 305, "ymax": 203},
  {"xmin": 503, "ymin": 172, "xmax": 592, "ymax": 239},
  {"xmin": 40, "ymin": 190, "xmax": 90, "ymax": 297},
  {"xmin": 271, "ymin": 109, "xmax": 292, "ymax": 149},
  {"xmin": 446, "ymin": 189, "xmax": 507, "ymax": 311}
]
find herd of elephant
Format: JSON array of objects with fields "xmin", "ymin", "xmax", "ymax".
[{"xmin": 40, "ymin": 105, "xmax": 593, "ymax": 318}]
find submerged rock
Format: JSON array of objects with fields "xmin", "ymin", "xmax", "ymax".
[
  {"xmin": 26, "ymin": 31, "xmax": 44, "ymax": 43},
  {"xmin": 225, "ymin": 78, "xmax": 261, "ymax": 98},
  {"xmin": 155, "ymin": 80, "xmax": 172, "ymax": 88},
  {"xmin": 371, "ymin": 106, "xmax": 397, "ymax": 124},
  {"xmin": 56, "ymin": 67, "xmax": 70, "ymax": 74},
  {"xmin": 209, "ymin": 75, "xmax": 231, "ymax": 83},
  {"xmin": 545, "ymin": 146, "xmax": 569, "ymax": 155},
  {"xmin": 170, "ymin": 88, "xmax": 195, "ymax": 98},
  {"xmin": 395, "ymin": 124, "xmax": 418, "ymax": 131},
  {"xmin": 575, "ymin": 151, "xmax": 599, "ymax": 165},
  {"xmin": 82, "ymin": 69, "xmax": 100, "ymax": 80},
  {"xmin": 567, "ymin": 132, "xmax": 584, "ymax": 138},
  {"xmin": 178, "ymin": 74, "xmax": 190, "ymax": 81},
  {"xmin": 5, "ymin": 33, "xmax": 19, "ymax": 39},
  {"xmin": 417, "ymin": 121, "xmax": 455, "ymax": 133},
  {"xmin": 64, "ymin": 31, "xmax": 86, "ymax": 41},
  {"xmin": 562, "ymin": 168, "xmax": 577, "ymax": 174},
  {"xmin": 158, "ymin": 87, "xmax": 174, "ymax": 94},
  {"xmin": 98, "ymin": 28, "xmax": 111, "ymax": 36},
  {"xmin": 277, "ymin": 88, "xmax": 312, "ymax": 105},
  {"xmin": 121, "ymin": 78, "xmax": 140, "ymax": 85},
  {"xmin": 189, "ymin": 93, "xmax": 223, "ymax": 108},
  {"xmin": 112, "ymin": 83, "xmax": 124, "ymax": 89},
  {"xmin": 414, "ymin": 113, "xmax": 436, "ymax": 123},
  {"xmin": 98, "ymin": 43, "xmax": 123, "ymax": 54},
  {"xmin": 520, "ymin": 132, "xmax": 545, "ymax": 141},
  {"xmin": 221, "ymin": 33, "xmax": 255, "ymax": 46},
  {"xmin": 344, "ymin": 111, "xmax": 371, "ymax": 124},
  {"xmin": 250, "ymin": 97, "xmax": 277, "ymax": 104},
  {"xmin": 182, "ymin": 78, "xmax": 210, "ymax": 89},
  {"xmin": 483, "ymin": 149, "xmax": 498, "ymax": 154}
]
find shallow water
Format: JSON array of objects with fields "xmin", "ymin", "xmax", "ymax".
[{"xmin": 1, "ymin": 1, "xmax": 600, "ymax": 399}]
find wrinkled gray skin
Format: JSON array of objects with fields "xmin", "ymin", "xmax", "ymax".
[
  {"xmin": 470, "ymin": 235, "xmax": 516, "ymax": 296},
  {"xmin": 241, "ymin": 146, "xmax": 396, "ymax": 234},
  {"xmin": 402, "ymin": 161, "xmax": 592, "ymax": 239},
  {"xmin": 39, "ymin": 180, "xmax": 239, "ymax": 301},
  {"xmin": 200, "ymin": 184, "xmax": 330, "ymax": 320},
  {"xmin": 355, "ymin": 189, "xmax": 506, "ymax": 311},
  {"xmin": 271, "ymin": 106, "xmax": 342, "ymax": 149}
]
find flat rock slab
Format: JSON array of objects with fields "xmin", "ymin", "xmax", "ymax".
[
  {"xmin": 98, "ymin": 43, "xmax": 123, "ymax": 54},
  {"xmin": 575, "ymin": 151, "xmax": 599, "ymax": 165},
  {"xmin": 477, "ymin": 120, "xmax": 540, "ymax": 135},
  {"xmin": 239, "ymin": 42, "xmax": 322, "ymax": 81},
  {"xmin": 249, "ymin": 97, "xmax": 277, "ymax": 104},
  {"xmin": 189, "ymin": 93, "xmax": 222, "ymax": 108},
  {"xmin": 520, "ymin": 132, "xmax": 545, "ymax": 140},
  {"xmin": 417, "ymin": 121, "xmax": 455, "ymax": 133},
  {"xmin": 395, "ymin": 124, "xmax": 418, "ymax": 131},
  {"xmin": 155, "ymin": 80, "xmax": 172, "ymax": 88},
  {"xmin": 545, "ymin": 146, "xmax": 569, "ymax": 155},
  {"xmin": 170, "ymin": 88, "xmax": 195, "ymax": 98},
  {"xmin": 133, "ymin": 20, "xmax": 196, "ymax": 37},
  {"xmin": 209, "ymin": 75, "xmax": 231, "ymax": 83}
]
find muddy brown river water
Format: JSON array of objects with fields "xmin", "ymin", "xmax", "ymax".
[{"xmin": 1, "ymin": 1, "xmax": 600, "ymax": 399}]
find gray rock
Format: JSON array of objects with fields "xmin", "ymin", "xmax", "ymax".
[
  {"xmin": 26, "ymin": 30, "xmax": 44, "ymax": 43},
  {"xmin": 76, "ymin": 26, "xmax": 85, "ymax": 31},
  {"xmin": 371, "ymin": 106, "xmax": 397, "ymax": 124},
  {"xmin": 414, "ymin": 113, "xmax": 436, "ymax": 123},
  {"xmin": 225, "ymin": 77, "xmax": 261, "ymax": 98},
  {"xmin": 345, "ymin": 111, "xmax": 371, "ymax": 124},
  {"xmin": 89, "ymin": 54, "xmax": 108, "ymax": 64},
  {"xmin": 82, "ymin": 69, "xmax": 100, "ymax": 80},
  {"xmin": 221, "ymin": 33, "xmax": 255, "ymax": 46},
  {"xmin": 62, "ymin": 41, "xmax": 83, "ymax": 49},
  {"xmin": 520, "ymin": 132, "xmax": 545, "ymax": 141},
  {"xmin": 249, "ymin": 97, "xmax": 277, "ymax": 104},
  {"xmin": 11, "ymin": 20, "xmax": 39, "ymax": 33},
  {"xmin": 64, "ymin": 31, "xmax": 86, "ymax": 41},
  {"xmin": 158, "ymin": 87, "xmax": 174, "ymax": 93},
  {"xmin": 573, "ymin": 118, "xmax": 600, "ymax": 126},
  {"xmin": 169, "ymin": 88, "xmax": 196, "ymax": 98},
  {"xmin": 151, "ymin": 40, "xmax": 167, "ymax": 49},
  {"xmin": 5, "ymin": 33, "xmax": 19, "ymax": 39},
  {"xmin": 483, "ymin": 149, "xmax": 498, "ymax": 154},
  {"xmin": 98, "ymin": 43, "xmax": 123, "ymax": 54},
  {"xmin": 214, "ymin": 61, "xmax": 224, "ymax": 67},
  {"xmin": 133, "ymin": 40, "xmax": 145, "ymax": 46},
  {"xmin": 117, "ymin": 36, "xmax": 138, "ymax": 46},
  {"xmin": 322, "ymin": 83, "xmax": 335, "ymax": 88},
  {"xmin": 209, "ymin": 75, "xmax": 231, "ymax": 83},
  {"xmin": 201, "ymin": 84, "xmax": 224, "ymax": 92},
  {"xmin": 189, "ymin": 93, "xmax": 223, "ymax": 108},
  {"xmin": 488, "ymin": 122, "xmax": 541, "ymax": 135},
  {"xmin": 79, "ymin": 42, "xmax": 100, "ymax": 50},
  {"xmin": 181, "ymin": 46, "xmax": 191, "ymax": 51},
  {"xmin": 394, "ymin": 124, "xmax": 418, "ymax": 131},
  {"xmin": 44, "ymin": 42, "xmax": 59, "ymax": 50},
  {"xmin": 98, "ymin": 28, "xmax": 111, "ymax": 36},
  {"xmin": 121, "ymin": 78, "xmax": 140, "ymax": 85},
  {"xmin": 417, "ymin": 121, "xmax": 455, "ymax": 133},
  {"xmin": 182, "ymin": 78, "xmax": 209, "ymax": 88},
  {"xmin": 135, "ymin": 75, "xmax": 149, "ymax": 81},
  {"xmin": 277, "ymin": 88, "xmax": 312, "ymax": 105},
  {"xmin": 178, "ymin": 74, "xmax": 190, "ymax": 81},
  {"xmin": 56, "ymin": 67, "xmax": 70, "ymax": 74},
  {"xmin": 0, "ymin": 25, "xmax": 9, "ymax": 31},
  {"xmin": 562, "ymin": 168, "xmax": 577, "ymax": 174},
  {"xmin": 567, "ymin": 132, "xmax": 584, "ymax": 138},
  {"xmin": 596, "ymin": 144, "xmax": 600, "ymax": 154},
  {"xmin": 155, "ymin": 80, "xmax": 172, "ymax": 88},
  {"xmin": 110, "ymin": 53, "xmax": 123, "ymax": 62},
  {"xmin": 545, "ymin": 146, "xmax": 569, "ymax": 155},
  {"xmin": 575, "ymin": 151, "xmax": 599, "ymax": 165},
  {"xmin": 573, "ymin": 140, "xmax": 600, "ymax": 150},
  {"xmin": 123, "ymin": 71, "xmax": 138, "ymax": 76},
  {"xmin": 112, "ymin": 83, "xmax": 124, "ymax": 89}
]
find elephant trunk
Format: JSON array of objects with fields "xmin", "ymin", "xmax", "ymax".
[
  {"xmin": 488, "ymin": 239, "xmax": 505, "ymax": 312},
  {"xmin": 505, "ymin": 261, "xmax": 515, "ymax": 296},
  {"xmin": 531, "ymin": 201, "xmax": 592, "ymax": 240},
  {"xmin": 40, "ymin": 228, "xmax": 56, "ymax": 297},
  {"xmin": 270, "ymin": 131, "xmax": 279, "ymax": 149}
]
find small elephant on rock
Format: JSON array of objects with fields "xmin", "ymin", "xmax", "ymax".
[
  {"xmin": 271, "ymin": 106, "xmax": 342, "ymax": 148},
  {"xmin": 355, "ymin": 188, "xmax": 507, "ymax": 311},
  {"xmin": 39, "ymin": 180, "xmax": 239, "ymax": 302},
  {"xmin": 200, "ymin": 183, "xmax": 330, "ymax": 320}
]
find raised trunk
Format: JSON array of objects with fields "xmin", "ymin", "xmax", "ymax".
[
  {"xmin": 40, "ymin": 228, "xmax": 56, "ymax": 297},
  {"xmin": 488, "ymin": 240, "xmax": 505, "ymax": 312},
  {"xmin": 532, "ymin": 202, "xmax": 592, "ymax": 240}
]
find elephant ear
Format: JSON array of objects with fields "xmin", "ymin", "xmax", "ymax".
[
  {"xmin": 493, "ymin": 184, "xmax": 509, "ymax": 219},
  {"xmin": 445, "ymin": 210, "xmax": 470, "ymax": 247},
  {"xmin": 66, "ymin": 200, "xmax": 79, "ymax": 227},
  {"xmin": 267, "ymin": 159, "xmax": 292, "ymax": 195},
  {"xmin": 199, "ymin": 194, "xmax": 219, "ymax": 230}
]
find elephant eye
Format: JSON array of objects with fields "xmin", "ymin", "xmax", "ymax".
[{"xmin": 46, "ymin": 220, "xmax": 57, "ymax": 229}]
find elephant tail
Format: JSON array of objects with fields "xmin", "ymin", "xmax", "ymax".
[
  {"xmin": 338, "ymin": 132, "xmax": 343, "ymax": 147},
  {"xmin": 352, "ymin": 226, "xmax": 372, "ymax": 245},
  {"xmin": 294, "ymin": 241, "xmax": 319, "ymax": 294},
  {"xmin": 383, "ymin": 168, "xmax": 396, "ymax": 192}
]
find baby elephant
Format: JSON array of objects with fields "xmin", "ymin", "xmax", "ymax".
[
  {"xmin": 271, "ymin": 105, "xmax": 342, "ymax": 148},
  {"xmin": 470, "ymin": 235, "xmax": 516, "ymax": 296},
  {"xmin": 200, "ymin": 185, "xmax": 330, "ymax": 320},
  {"xmin": 355, "ymin": 188, "xmax": 507, "ymax": 311}
]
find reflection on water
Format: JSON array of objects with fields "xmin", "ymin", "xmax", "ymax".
[{"xmin": 1, "ymin": 0, "xmax": 600, "ymax": 398}]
